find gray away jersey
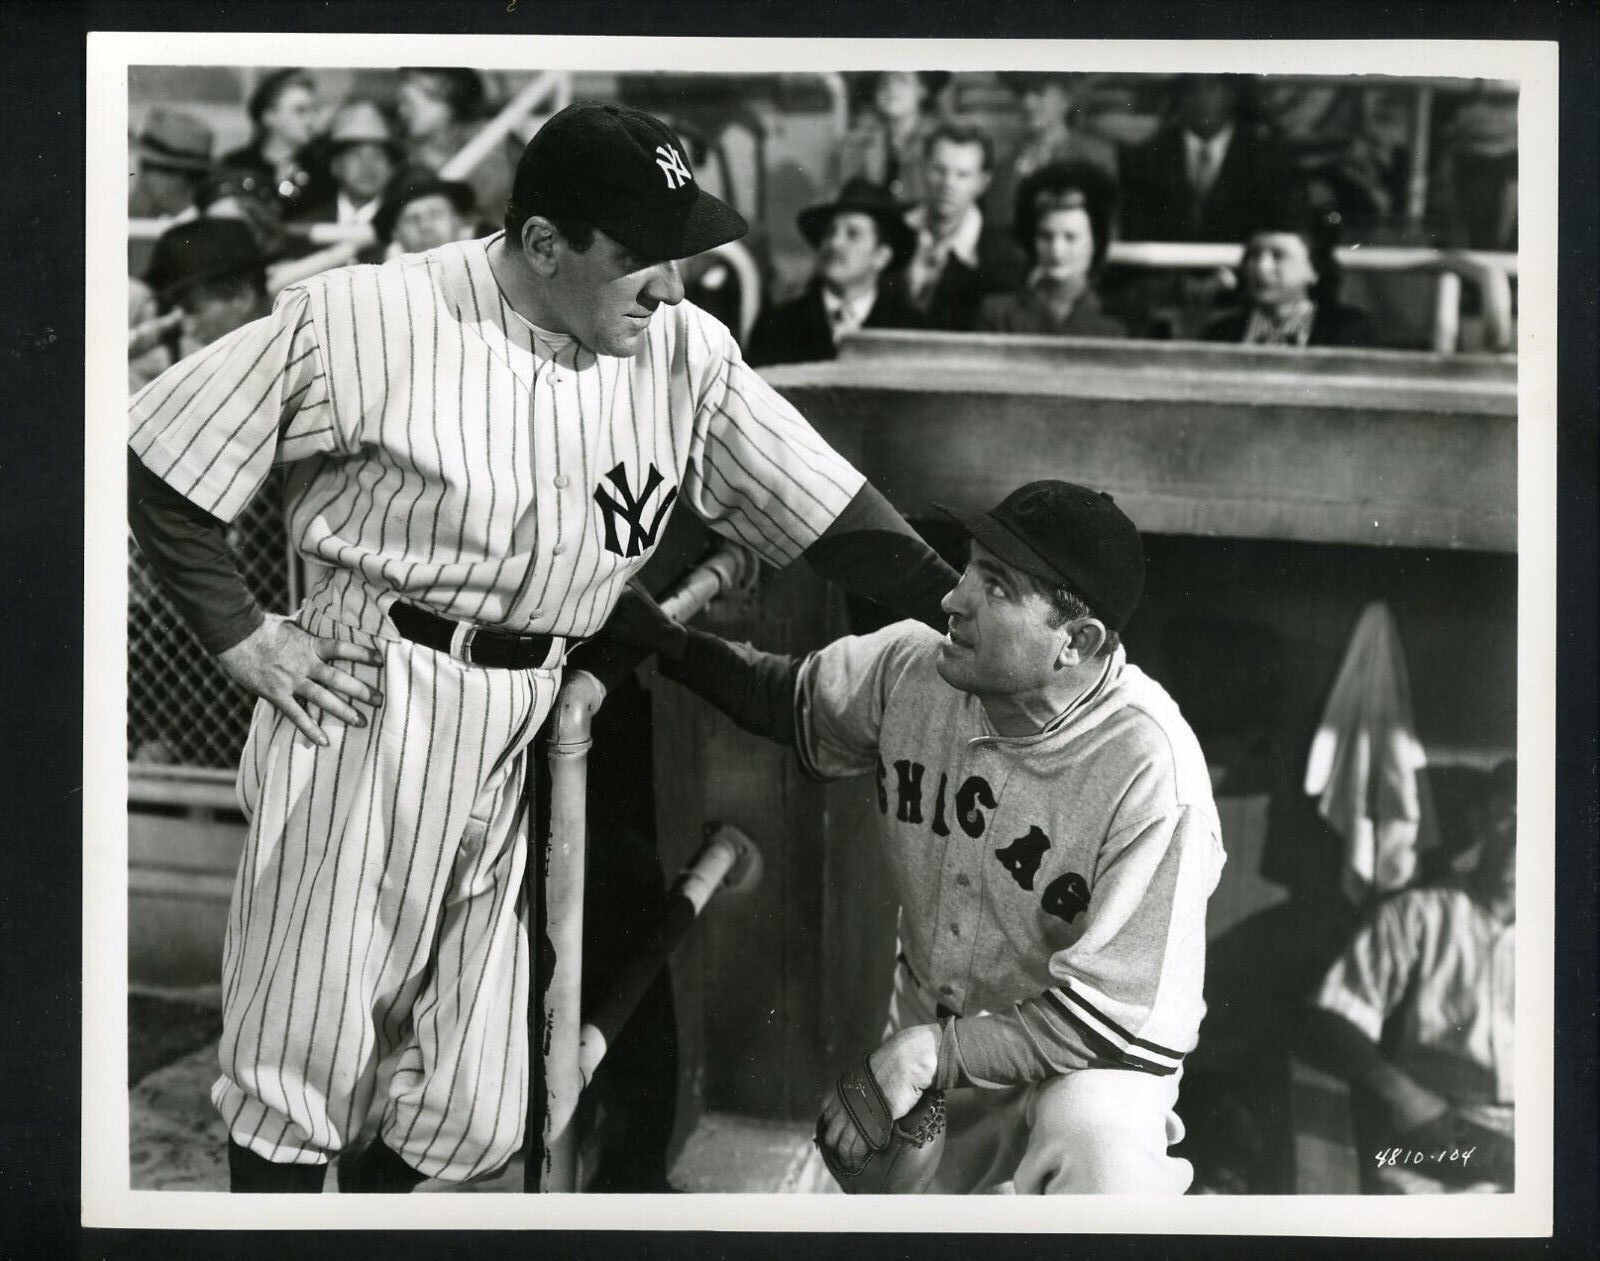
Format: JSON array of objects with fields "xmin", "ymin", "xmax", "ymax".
[{"xmin": 795, "ymin": 620, "xmax": 1226, "ymax": 1089}]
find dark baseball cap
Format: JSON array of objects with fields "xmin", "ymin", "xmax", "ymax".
[
  {"xmin": 936, "ymin": 481, "xmax": 1145, "ymax": 631},
  {"xmin": 145, "ymin": 218, "xmax": 268, "ymax": 300},
  {"xmin": 509, "ymin": 101, "xmax": 748, "ymax": 262}
]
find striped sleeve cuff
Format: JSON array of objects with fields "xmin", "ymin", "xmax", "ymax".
[{"xmin": 1043, "ymin": 980, "xmax": 1186, "ymax": 1077}]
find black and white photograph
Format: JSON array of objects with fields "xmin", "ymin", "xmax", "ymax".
[{"xmin": 80, "ymin": 29, "xmax": 1560, "ymax": 1237}]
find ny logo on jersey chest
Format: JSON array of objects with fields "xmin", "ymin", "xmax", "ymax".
[{"xmin": 594, "ymin": 461, "xmax": 679, "ymax": 557}]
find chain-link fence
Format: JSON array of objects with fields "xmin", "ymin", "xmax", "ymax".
[{"xmin": 128, "ymin": 472, "xmax": 291, "ymax": 771}]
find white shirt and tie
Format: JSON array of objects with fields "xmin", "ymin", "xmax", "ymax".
[
  {"xmin": 822, "ymin": 287, "xmax": 877, "ymax": 342},
  {"xmin": 904, "ymin": 204, "xmax": 984, "ymax": 307},
  {"xmin": 1182, "ymin": 124, "xmax": 1234, "ymax": 201}
]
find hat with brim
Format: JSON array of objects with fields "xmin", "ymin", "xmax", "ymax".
[
  {"xmin": 373, "ymin": 174, "xmax": 477, "ymax": 243},
  {"xmin": 796, "ymin": 179, "xmax": 916, "ymax": 271},
  {"xmin": 145, "ymin": 218, "xmax": 268, "ymax": 301},
  {"xmin": 138, "ymin": 107, "xmax": 214, "ymax": 174},
  {"xmin": 326, "ymin": 100, "xmax": 403, "ymax": 159},
  {"xmin": 935, "ymin": 480, "xmax": 1145, "ymax": 631},
  {"xmin": 509, "ymin": 101, "xmax": 748, "ymax": 262}
]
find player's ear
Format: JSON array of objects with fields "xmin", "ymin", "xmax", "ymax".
[
  {"xmin": 521, "ymin": 216, "xmax": 561, "ymax": 276},
  {"xmin": 1056, "ymin": 618, "xmax": 1106, "ymax": 669}
]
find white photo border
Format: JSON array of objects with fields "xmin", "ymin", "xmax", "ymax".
[{"xmin": 84, "ymin": 30, "xmax": 1559, "ymax": 1236}]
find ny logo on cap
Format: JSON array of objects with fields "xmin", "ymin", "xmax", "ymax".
[
  {"xmin": 594, "ymin": 461, "xmax": 679, "ymax": 558},
  {"xmin": 654, "ymin": 144, "xmax": 691, "ymax": 190}
]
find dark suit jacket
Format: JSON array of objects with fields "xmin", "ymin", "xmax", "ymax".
[
  {"xmin": 1201, "ymin": 301, "xmax": 1375, "ymax": 348},
  {"xmin": 1120, "ymin": 123, "xmax": 1302, "ymax": 243},
  {"xmin": 899, "ymin": 221, "xmax": 1028, "ymax": 333},
  {"xmin": 745, "ymin": 280, "xmax": 925, "ymax": 368},
  {"xmin": 976, "ymin": 284, "xmax": 1127, "ymax": 337}
]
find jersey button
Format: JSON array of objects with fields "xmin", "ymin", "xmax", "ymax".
[
  {"xmin": 939, "ymin": 983, "xmax": 954, "ymax": 996},
  {"xmin": 955, "ymin": 874, "xmax": 970, "ymax": 888},
  {"xmin": 553, "ymin": 474, "xmax": 569, "ymax": 488},
  {"xmin": 551, "ymin": 544, "xmax": 565, "ymax": 556},
  {"xmin": 950, "ymin": 923, "xmax": 961, "ymax": 937}
]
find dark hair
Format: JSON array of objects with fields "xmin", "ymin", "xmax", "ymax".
[
  {"xmin": 923, "ymin": 119, "xmax": 996, "ymax": 172},
  {"xmin": 1241, "ymin": 211, "xmax": 1345, "ymax": 305},
  {"xmin": 1012, "ymin": 160, "xmax": 1119, "ymax": 274},
  {"xmin": 1167, "ymin": 73, "xmax": 1257, "ymax": 125},
  {"xmin": 503, "ymin": 202, "xmax": 596, "ymax": 254},
  {"xmin": 400, "ymin": 67, "xmax": 487, "ymax": 123},
  {"xmin": 1025, "ymin": 573, "xmax": 1121, "ymax": 659},
  {"xmin": 247, "ymin": 68, "xmax": 315, "ymax": 132}
]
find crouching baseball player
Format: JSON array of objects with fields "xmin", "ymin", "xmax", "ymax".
[
  {"xmin": 127, "ymin": 101, "xmax": 955, "ymax": 1193},
  {"xmin": 606, "ymin": 481, "xmax": 1225, "ymax": 1193}
]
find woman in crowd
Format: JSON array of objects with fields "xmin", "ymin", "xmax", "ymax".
[
  {"xmin": 976, "ymin": 160, "xmax": 1127, "ymax": 337},
  {"xmin": 217, "ymin": 68, "xmax": 326, "ymax": 218},
  {"xmin": 832, "ymin": 70, "xmax": 950, "ymax": 204},
  {"xmin": 395, "ymin": 66, "xmax": 510, "ymax": 222},
  {"xmin": 1202, "ymin": 217, "xmax": 1374, "ymax": 348}
]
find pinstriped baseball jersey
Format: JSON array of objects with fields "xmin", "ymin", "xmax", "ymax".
[
  {"xmin": 793, "ymin": 620, "xmax": 1225, "ymax": 1087},
  {"xmin": 129, "ymin": 232, "xmax": 864, "ymax": 644},
  {"xmin": 128, "ymin": 232, "xmax": 868, "ymax": 1178}
]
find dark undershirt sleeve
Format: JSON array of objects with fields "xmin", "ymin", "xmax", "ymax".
[
  {"xmin": 127, "ymin": 448, "xmax": 266, "ymax": 655},
  {"xmin": 656, "ymin": 626, "xmax": 800, "ymax": 747},
  {"xmin": 801, "ymin": 481, "xmax": 957, "ymax": 629}
]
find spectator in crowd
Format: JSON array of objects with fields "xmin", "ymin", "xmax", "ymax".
[
  {"xmin": 134, "ymin": 218, "xmax": 272, "ymax": 391},
  {"xmin": 901, "ymin": 121, "xmax": 1027, "ymax": 330},
  {"xmin": 977, "ymin": 161, "xmax": 1126, "ymax": 338},
  {"xmin": 218, "ymin": 68, "xmax": 327, "ymax": 218},
  {"xmin": 745, "ymin": 179, "xmax": 921, "ymax": 367},
  {"xmin": 396, "ymin": 66, "xmax": 511, "ymax": 224},
  {"xmin": 833, "ymin": 71, "xmax": 951, "ymax": 204},
  {"xmin": 1299, "ymin": 759, "xmax": 1516, "ymax": 1194},
  {"xmin": 373, "ymin": 173, "xmax": 478, "ymax": 256},
  {"xmin": 989, "ymin": 74, "xmax": 1118, "ymax": 234},
  {"xmin": 129, "ymin": 107, "xmax": 214, "ymax": 218},
  {"xmin": 1428, "ymin": 92, "xmax": 1518, "ymax": 252},
  {"xmin": 1120, "ymin": 74, "xmax": 1301, "ymax": 244},
  {"xmin": 292, "ymin": 99, "xmax": 402, "ymax": 231},
  {"xmin": 1201, "ymin": 218, "xmax": 1374, "ymax": 348},
  {"xmin": 128, "ymin": 107, "xmax": 214, "ymax": 279}
]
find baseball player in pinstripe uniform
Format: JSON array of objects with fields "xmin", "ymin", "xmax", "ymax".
[
  {"xmin": 606, "ymin": 481, "xmax": 1226, "ymax": 1193},
  {"xmin": 127, "ymin": 101, "xmax": 955, "ymax": 1193}
]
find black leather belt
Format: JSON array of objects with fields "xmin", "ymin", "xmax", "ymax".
[{"xmin": 388, "ymin": 601, "xmax": 564, "ymax": 670}]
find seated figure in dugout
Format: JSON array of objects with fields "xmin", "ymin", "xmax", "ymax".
[
  {"xmin": 1299, "ymin": 760, "xmax": 1516, "ymax": 1194},
  {"xmin": 606, "ymin": 480, "xmax": 1225, "ymax": 1194}
]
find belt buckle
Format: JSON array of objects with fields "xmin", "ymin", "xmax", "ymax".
[{"xmin": 448, "ymin": 620, "xmax": 479, "ymax": 663}]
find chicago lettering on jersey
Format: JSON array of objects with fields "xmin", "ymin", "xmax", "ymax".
[{"xmin": 872, "ymin": 754, "xmax": 1090, "ymax": 922}]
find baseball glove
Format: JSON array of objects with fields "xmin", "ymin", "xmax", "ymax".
[{"xmin": 815, "ymin": 1057, "xmax": 947, "ymax": 1194}]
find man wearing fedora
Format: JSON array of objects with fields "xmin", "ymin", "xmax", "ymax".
[
  {"xmin": 605, "ymin": 481, "xmax": 1224, "ymax": 1194},
  {"xmin": 130, "ymin": 218, "xmax": 273, "ymax": 391},
  {"xmin": 745, "ymin": 179, "xmax": 924, "ymax": 368},
  {"xmin": 128, "ymin": 107, "xmax": 214, "ymax": 280},
  {"xmin": 292, "ymin": 99, "xmax": 403, "ymax": 231},
  {"xmin": 129, "ymin": 106, "xmax": 215, "ymax": 219},
  {"xmin": 372, "ymin": 172, "xmax": 479, "ymax": 257}
]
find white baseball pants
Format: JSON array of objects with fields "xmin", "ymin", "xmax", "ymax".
[{"xmin": 212, "ymin": 609, "xmax": 559, "ymax": 1182}]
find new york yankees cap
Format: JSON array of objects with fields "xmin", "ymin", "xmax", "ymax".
[
  {"xmin": 936, "ymin": 481, "xmax": 1145, "ymax": 631},
  {"xmin": 509, "ymin": 101, "xmax": 749, "ymax": 262}
]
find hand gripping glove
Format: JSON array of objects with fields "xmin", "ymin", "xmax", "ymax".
[{"xmin": 815, "ymin": 1057, "xmax": 947, "ymax": 1193}]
